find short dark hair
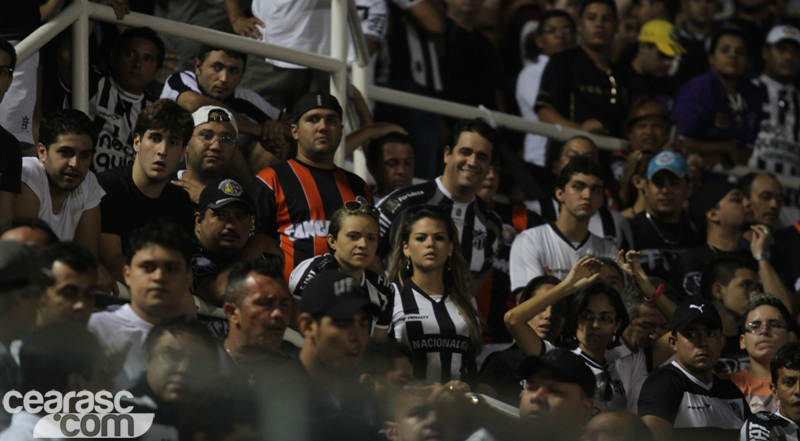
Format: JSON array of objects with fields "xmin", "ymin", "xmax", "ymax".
[
  {"xmin": 537, "ymin": 10, "xmax": 576, "ymax": 36},
  {"xmin": 0, "ymin": 216, "xmax": 59, "ymax": 246},
  {"xmin": 361, "ymin": 337, "xmax": 414, "ymax": 377},
  {"xmin": 545, "ymin": 136, "xmax": 598, "ymax": 175},
  {"xmin": 579, "ymin": 0, "xmax": 618, "ymax": 19},
  {"xmin": 742, "ymin": 293, "xmax": 796, "ymax": 333},
  {"xmin": 565, "ymin": 282, "xmax": 629, "ymax": 346},
  {"xmin": 0, "ymin": 37, "xmax": 17, "ymax": 70},
  {"xmin": 39, "ymin": 109, "xmax": 96, "ymax": 149},
  {"xmin": 709, "ymin": 29, "xmax": 748, "ymax": 56},
  {"xmin": 366, "ymin": 131, "xmax": 414, "ymax": 168},
  {"xmin": 128, "ymin": 220, "xmax": 193, "ymax": 267},
  {"xmin": 142, "ymin": 315, "xmax": 219, "ymax": 360},
  {"xmin": 133, "ymin": 99, "xmax": 194, "ymax": 147},
  {"xmin": 19, "ymin": 324, "xmax": 103, "ymax": 394},
  {"xmin": 771, "ymin": 340, "xmax": 800, "ymax": 385},
  {"xmin": 197, "ymin": 45, "xmax": 247, "ymax": 66},
  {"xmin": 700, "ymin": 254, "xmax": 759, "ymax": 301},
  {"xmin": 116, "ymin": 26, "xmax": 165, "ymax": 69},
  {"xmin": 40, "ymin": 241, "xmax": 98, "ymax": 274},
  {"xmin": 445, "ymin": 118, "xmax": 502, "ymax": 165},
  {"xmin": 556, "ymin": 155, "xmax": 606, "ymax": 190},
  {"xmin": 519, "ymin": 275, "xmax": 562, "ymax": 302},
  {"xmin": 224, "ymin": 256, "xmax": 285, "ymax": 305},
  {"xmin": 739, "ymin": 172, "xmax": 780, "ymax": 198}
]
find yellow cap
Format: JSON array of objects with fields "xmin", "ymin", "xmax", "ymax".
[{"xmin": 638, "ymin": 19, "xmax": 686, "ymax": 57}]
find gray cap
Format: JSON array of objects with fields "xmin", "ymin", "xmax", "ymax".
[{"xmin": 0, "ymin": 241, "xmax": 54, "ymax": 292}]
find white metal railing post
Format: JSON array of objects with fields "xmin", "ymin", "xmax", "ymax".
[
  {"xmin": 71, "ymin": 0, "xmax": 90, "ymax": 113},
  {"xmin": 331, "ymin": 0, "xmax": 349, "ymax": 167},
  {"xmin": 14, "ymin": 1, "xmax": 84, "ymax": 63}
]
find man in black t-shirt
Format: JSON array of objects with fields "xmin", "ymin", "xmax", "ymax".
[
  {"xmin": 621, "ymin": 19, "xmax": 684, "ymax": 110},
  {"xmin": 639, "ymin": 300, "xmax": 749, "ymax": 441},
  {"xmin": 0, "ymin": 38, "xmax": 20, "ymax": 226},
  {"xmin": 630, "ymin": 151, "xmax": 700, "ymax": 289},
  {"xmin": 535, "ymin": 0, "xmax": 627, "ymax": 137},
  {"xmin": 97, "ymin": 99, "xmax": 195, "ymax": 284}
]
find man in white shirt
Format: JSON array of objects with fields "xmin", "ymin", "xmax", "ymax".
[
  {"xmin": 12, "ymin": 110, "xmax": 104, "ymax": 254},
  {"xmin": 515, "ymin": 10, "xmax": 576, "ymax": 166},
  {"xmin": 88, "ymin": 221, "xmax": 194, "ymax": 391},
  {"xmin": 510, "ymin": 156, "xmax": 617, "ymax": 292}
]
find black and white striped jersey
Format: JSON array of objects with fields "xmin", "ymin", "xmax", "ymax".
[
  {"xmin": 391, "ymin": 279, "xmax": 477, "ymax": 383},
  {"xmin": 289, "ymin": 254, "xmax": 393, "ymax": 330},
  {"xmin": 750, "ymin": 75, "xmax": 800, "ymax": 176},
  {"xmin": 376, "ymin": 177, "xmax": 502, "ymax": 279},
  {"xmin": 639, "ymin": 361, "xmax": 749, "ymax": 440},
  {"xmin": 60, "ymin": 74, "xmax": 155, "ymax": 173},
  {"xmin": 160, "ymin": 71, "xmax": 281, "ymax": 124},
  {"xmin": 741, "ymin": 411, "xmax": 799, "ymax": 441}
]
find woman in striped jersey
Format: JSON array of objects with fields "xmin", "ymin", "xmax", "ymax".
[{"xmin": 388, "ymin": 207, "xmax": 482, "ymax": 384}]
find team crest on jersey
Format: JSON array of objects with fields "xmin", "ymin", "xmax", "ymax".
[
  {"xmin": 473, "ymin": 230, "xmax": 487, "ymax": 251},
  {"xmin": 384, "ymin": 190, "xmax": 425, "ymax": 214},
  {"xmin": 219, "ymin": 179, "xmax": 244, "ymax": 196},
  {"xmin": 501, "ymin": 224, "xmax": 516, "ymax": 245}
]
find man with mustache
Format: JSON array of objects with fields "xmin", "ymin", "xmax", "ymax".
[{"xmin": 13, "ymin": 109, "xmax": 104, "ymax": 253}]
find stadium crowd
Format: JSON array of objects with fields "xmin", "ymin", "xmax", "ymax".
[{"xmin": 3, "ymin": 0, "xmax": 800, "ymax": 439}]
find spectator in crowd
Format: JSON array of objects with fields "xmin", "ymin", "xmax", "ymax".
[
  {"xmin": 672, "ymin": 29, "xmax": 764, "ymax": 168},
  {"xmin": 37, "ymin": 242, "xmax": 98, "ymax": 327},
  {"xmin": 772, "ymin": 208, "xmax": 800, "ymax": 295},
  {"xmin": 740, "ymin": 341, "xmax": 800, "ymax": 441},
  {"xmin": 683, "ymin": 180, "xmax": 791, "ymax": 309},
  {"xmin": 290, "ymin": 201, "xmax": 393, "ymax": 336},
  {"xmin": 740, "ymin": 173, "xmax": 784, "ymax": 235},
  {"xmin": 0, "ymin": 324, "xmax": 110, "ymax": 441},
  {"xmin": 749, "ymin": 25, "xmax": 800, "ymax": 177},
  {"xmin": 97, "ymin": 99, "xmax": 194, "ymax": 286},
  {"xmin": 440, "ymin": 0, "xmax": 502, "ymax": 110},
  {"xmin": 154, "ymin": 0, "xmax": 234, "ymax": 73},
  {"xmin": 88, "ymin": 221, "xmax": 194, "ymax": 391},
  {"xmin": 251, "ymin": 92, "xmax": 372, "ymax": 281},
  {"xmin": 517, "ymin": 349, "xmax": 595, "ymax": 440},
  {"xmin": 673, "ymin": 0, "xmax": 720, "ymax": 85},
  {"xmin": 618, "ymin": 149, "xmax": 656, "ymax": 219},
  {"xmin": 0, "ymin": 38, "xmax": 20, "ymax": 226},
  {"xmin": 638, "ymin": 299, "xmax": 749, "ymax": 441},
  {"xmin": 262, "ymin": 270, "xmax": 381, "ymax": 441},
  {"xmin": 536, "ymin": 0, "xmax": 627, "ymax": 137},
  {"xmin": 479, "ymin": 275, "xmax": 563, "ymax": 405},
  {"xmin": 0, "ymin": 241, "xmax": 53, "ymax": 431},
  {"xmin": 223, "ymin": 258, "xmax": 297, "ymax": 378},
  {"xmin": 622, "ymin": 20, "xmax": 685, "ymax": 110},
  {"xmin": 58, "ymin": 27, "xmax": 164, "ymax": 173},
  {"xmin": 510, "ymin": 157, "xmax": 617, "ymax": 289},
  {"xmin": 388, "ymin": 207, "xmax": 482, "ymax": 383},
  {"xmin": 0, "ymin": 217, "xmax": 59, "ymax": 255},
  {"xmin": 14, "ymin": 109, "xmax": 104, "ymax": 251},
  {"xmin": 583, "ymin": 410, "xmax": 655, "ymax": 441},
  {"xmin": 376, "ymin": 118, "xmax": 502, "ymax": 279},
  {"xmin": 365, "ymin": 132, "xmax": 415, "ymax": 202},
  {"xmin": 174, "ymin": 106, "xmax": 240, "ymax": 205},
  {"xmin": 530, "ymin": 136, "xmax": 633, "ymax": 251},
  {"xmin": 358, "ymin": 338, "xmax": 415, "ymax": 424},
  {"xmin": 723, "ymin": 293, "xmax": 796, "ymax": 414},
  {"xmin": 609, "ymin": 276, "xmax": 670, "ymax": 371},
  {"xmin": 516, "ymin": 10, "xmax": 576, "ymax": 166},
  {"xmin": 506, "ymin": 257, "xmax": 645, "ymax": 414},
  {"xmin": 629, "ymin": 151, "xmax": 700, "ymax": 288},
  {"xmin": 177, "ymin": 376, "xmax": 259, "ymax": 441}
]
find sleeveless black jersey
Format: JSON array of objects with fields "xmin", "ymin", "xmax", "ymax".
[
  {"xmin": 289, "ymin": 254, "xmax": 393, "ymax": 330},
  {"xmin": 376, "ymin": 177, "xmax": 502, "ymax": 279}
]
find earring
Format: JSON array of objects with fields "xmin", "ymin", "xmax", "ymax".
[
  {"xmin": 406, "ymin": 256, "xmax": 411, "ymax": 272},
  {"xmin": 446, "ymin": 255, "xmax": 452, "ymax": 270}
]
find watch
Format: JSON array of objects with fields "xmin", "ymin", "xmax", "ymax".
[{"xmin": 754, "ymin": 252, "xmax": 771, "ymax": 262}]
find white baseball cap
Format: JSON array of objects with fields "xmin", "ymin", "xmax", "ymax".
[
  {"xmin": 766, "ymin": 25, "xmax": 800, "ymax": 46},
  {"xmin": 191, "ymin": 105, "xmax": 238, "ymax": 136}
]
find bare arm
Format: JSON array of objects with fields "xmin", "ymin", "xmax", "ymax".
[
  {"xmin": 405, "ymin": 0, "xmax": 445, "ymax": 35},
  {"xmin": 641, "ymin": 415, "xmax": 673, "ymax": 441},
  {"xmin": 39, "ymin": 0, "xmax": 66, "ymax": 21},
  {"xmin": 617, "ymin": 250, "xmax": 677, "ymax": 320},
  {"xmin": 13, "ymin": 184, "xmax": 40, "ymax": 218},
  {"xmin": 750, "ymin": 225, "xmax": 795, "ymax": 315},
  {"xmin": 225, "ymin": 0, "xmax": 264, "ymax": 39},
  {"xmin": 345, "ymin": 122, "xmax": 408, "ymax": 157},
  {"xmin": 0, "ymin": 191, "xmax": 14, "ymax": 226},
  {"xmin": 176, "ymin": 91, "xmax": 263, "ymax": 138},
  {"xmin": 73, "ymin": 205, "xmax": 100, "ymax": 256},
  {"xmin": 99, "ymin": 232, "xmax": 127, "ymax": 283},
  {"xmin": 537, "ymin": 107, "xmax": 609, "ymax": 134}
]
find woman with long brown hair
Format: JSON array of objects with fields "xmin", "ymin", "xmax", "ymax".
[{"xmin": 388, "ymin": 206, "xmax": 482, "ymax": 383}]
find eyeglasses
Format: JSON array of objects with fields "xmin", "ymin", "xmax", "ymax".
[
  {"xmin": 0, "ymin": 66, "xmax": 12, "ymax": 77},
  {"xmin": 607, "ymin": 72, "xmax": 618, "ymax": 105},
  {"xmin": 578, "ymin": 312, "xmax": 617, "ymax": 325},
  {"xmin": 744, "ymin": 320, "xmax": 789, "ymax": 334},
  {"xmin": 194, "ymin": 132, "xmax": 235, "ymax": 146},
  {"xmin": 344, "ymin": 199, "xmax": 380, "ymax": 218}
]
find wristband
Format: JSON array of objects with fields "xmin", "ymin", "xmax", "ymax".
[
  {"xmin": 754, "ymin": 252, "xmax": 771, "ymax": 262},
  {"xmin": 645, "ymin": 283, "xmax": 665, "ymax": 303}
]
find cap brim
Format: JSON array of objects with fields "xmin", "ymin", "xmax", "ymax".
[
  {"xmin": 206, "ymin": 198, "xmax": 256, "ymax": 214},
  {"xmin": 323, "ymin": 296, "xmax": 380, "ymax": 321},
  {"xmin": 655, "ymin": 40, "xmax": 686, "ymax": 57},
  {"xmin": 673, "ymin": 316, "xmax": 720, "ymax": 334}
]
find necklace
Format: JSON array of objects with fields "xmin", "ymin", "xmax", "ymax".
[{"xmin": 645, "ymin": 211, "xmax": 683, "ymax": 246}]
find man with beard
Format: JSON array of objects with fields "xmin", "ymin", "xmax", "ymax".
[{"xmin": 13, "ymin": 110, "xmax": 104, "ymax": 252}]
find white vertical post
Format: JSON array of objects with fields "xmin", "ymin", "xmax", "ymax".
[
  {"xmin": 331, "ymin": 0, "xmax": 349, "ymax": 167},
  {"xmin": 71, "ymin": 0, "xmax": 90, "ymax": 113}
]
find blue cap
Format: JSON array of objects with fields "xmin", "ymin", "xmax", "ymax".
[{"xmin": 647, "ymin": 151, "xmax": 689, "ymax": 180}]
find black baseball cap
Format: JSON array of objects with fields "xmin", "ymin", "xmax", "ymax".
[
  {"xmin": 518, "ymin": 349, "xmax": 596, "ymax": 398},
  {"xmin": 197, "ymin": 179, "xmax": 255, "ymax": 214},
  {"xmin": 671, "ymin": 300, "xmax": 722, "ymax": 334},
  {"xmin": 689, "ymin": 179, "xmax": 738, "ymax": 231},
  {"xmin": 291, "ymin": 91, "xmax": 343, "ymax": 124},
  {"xmin": 301, "ymin": 270, "xmax": 379, "ymax": 320},
  {"xmin": 0, "ymin": 241, "xmax": 54, "ymax": 292}
]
